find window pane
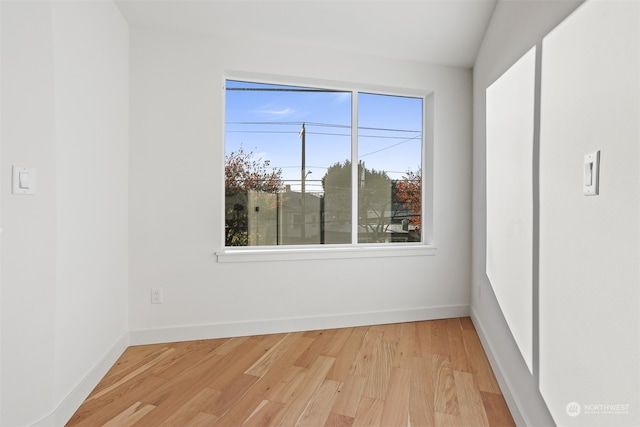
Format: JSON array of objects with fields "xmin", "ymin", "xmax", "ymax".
[
  {"xmin": 357, "ymin": 93, "xmax": 422, "ymax": 243},
  {"xmin": 225, "ymin": 80, "xmax": 352, "ymax": 246}
]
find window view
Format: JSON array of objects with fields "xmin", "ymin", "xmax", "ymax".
[
  {"xmin": 357, "ymin": 93, "xmax": 422, "ymax": 243},
  {"xmin": 224, "ymin": 80, "xmax": 423, "ymax": 247}
]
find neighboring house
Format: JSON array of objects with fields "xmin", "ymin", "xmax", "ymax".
[
  {"xmin": 242, "ymin": 188, "xmax": 419, "ymax": 245},
  {"xmin": 247, "ymin": 189, "xmax": 323, "ymax": 245}
]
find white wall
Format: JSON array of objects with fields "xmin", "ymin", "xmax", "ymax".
[
  {"xmin": 128, "ymin": 28, "xmax": 473, "ymax": 342},
  {"xmin": 475, "ymin": 1, "xmax": 640, "ymax": 426},
  {"xmin": 0, "ymin": 0, "xmax": 3, "ymax": 415},
  {"xmin": 1, "ymin": 3, "xmax": 58, "ymax": 423},
  {"xmin": 0, "ymin": 1, "xmax": 129, "ymax": 425},
  {"xmin": 471, "ymin": 1, "xmax": 583, "ymax": 425},
  {"xmin": 50, "ymin": 1, "xmax": 129, "ymax": 423},
  {"xmin": 539, "ymin": 1, "xmax": 639, "ymax": 425},
  {"xmin": 485, "ymin": 46, "xmax": 536, "ymax": 373}
]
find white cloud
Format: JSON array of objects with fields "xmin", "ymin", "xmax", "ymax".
[
  {"xmin": 263, "ymin": 107, "xmax": 295, "ymax": 116},
  {"xmin": 252, "ymin": 102, "xmax": 297, "ymax": 118}
]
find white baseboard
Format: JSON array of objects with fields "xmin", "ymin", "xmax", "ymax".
[
  {"xmin": 470, "ymin": 307, "xmax": 527, "ymax": 426},
  {"xmin": 129, "ymin": 305, "xmax": 470, "ymax": 346},
  {"xmin": 32, "ymin": 333, "xmax": 129, "ymax": 427}
]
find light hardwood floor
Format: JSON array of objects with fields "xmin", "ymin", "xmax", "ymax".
[{"xmin": 67, "ymin": 318, "xmax": 515, "ymax": 426}]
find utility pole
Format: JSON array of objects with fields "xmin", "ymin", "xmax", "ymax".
[{"xmin": 300, "ymin": 123, "xmax": 306, "ymax": 242}]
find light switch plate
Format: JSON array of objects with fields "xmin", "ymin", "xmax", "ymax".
[
  {"xmin": 583, "ymin": 151, "xmax": 600, "ymax": 196},
  {"xmin": 12, "ymin": 166, "xmax": 36, "ymax": 195}
]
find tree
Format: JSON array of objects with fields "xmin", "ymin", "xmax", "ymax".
[
  {"xmin": 358, "ymin": 165, "xmax": 394, "ymax": 241},
  {"xmin": 321, "ymin": 160, "xmax": 353, "ymax": 225},
  {"xmin": 322, "ymin": 161, "xmax": 422, "ymax": 243},
  {"xmin": 225, "ymin": 146, "xmax": 283, "ymax": 245},
  {"xmin": 225, "ymin": 145, "xmax": 283, "ymax": 196},
  {"xmin": 395, "ymin": 168, "xmax": 422, "ymax": 230},
  {"xmin": 322, "ymin": 160, "xmax": 394, "ymax": 242}
]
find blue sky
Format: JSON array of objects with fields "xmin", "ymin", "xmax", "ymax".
[{"xmin": 225, "ymin": 80, "xmax": 422, "ymax": 192}]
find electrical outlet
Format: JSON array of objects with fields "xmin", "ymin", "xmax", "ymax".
[{"xmin": 151, "ymin": 288, "xmax": 163, "ymax": 304}]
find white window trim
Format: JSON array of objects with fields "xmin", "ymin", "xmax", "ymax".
[
  {"xmin": 220, "ymin": 71, "xmax": 436, "ymax": 262},
  {"xmin": 216, "ymin": 244, "xmax": 437, "ymax": 263}
]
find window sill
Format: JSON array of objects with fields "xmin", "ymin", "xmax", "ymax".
[{"xmin": 216, "ymin": 244, "xmax": 437, "ymax": 263}]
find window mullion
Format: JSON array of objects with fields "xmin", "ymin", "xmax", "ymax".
[{"xmin": 351, "ymin": 91, "xmax": 359, "ymax": 245}]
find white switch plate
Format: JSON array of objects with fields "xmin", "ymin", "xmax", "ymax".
[
  {"xmin": 583, "ymin": 151, "xmax": 600, "ymax": 196},
  {"xmin": 151, "ymin": 288, "xmax": 163, "ymax": 304},
  {"xmin": 12, "ymin": 166, "xmax": 36, "ymax": 195}
]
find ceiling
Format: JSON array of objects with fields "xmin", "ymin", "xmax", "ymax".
[{"xmin": 116, "ymin": 0, "xmax": 498, "ymax": 68}]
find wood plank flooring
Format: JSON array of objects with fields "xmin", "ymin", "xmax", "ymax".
[{"xmin": 67, "ymin": 318, "xmax": 515, "ymax": 426}]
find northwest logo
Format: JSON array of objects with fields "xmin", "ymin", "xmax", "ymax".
[{"xmin": 566, "ymin": 402, "xmax": 581, "ymax": 417}]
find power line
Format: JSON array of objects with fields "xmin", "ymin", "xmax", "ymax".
[
  {"xmin": 227, "ymin": 121, "xmax": 305, "ymax": 126},
  {"xmin": 226, "ymin": 119, "xmax": 422, "ymax": 166},
  {"xmin": 227, "ymin": 130, "xmax": 299, "ymax": 134},
  {"xmin": 226, "ymin": 121, "xmax": 420, "ymax": 134},
  {"xmin": 228, "ymin": 130, "xmax": 421, "ymax": 141},
  {"xmin": 359, "ymin": 135, "xmax": 422, "ymax": 158},
  {"xmin": 226, "ymin": 87, "xmax": 347, "ymax": 93}
]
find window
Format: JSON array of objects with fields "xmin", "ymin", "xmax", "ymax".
[{"xmin": 224, "ymin": 79, "xmax": 424, "ymax": 248}]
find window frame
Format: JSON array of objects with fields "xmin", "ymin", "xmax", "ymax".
[{"xmin": 217, "ymin": 71, "xmax": 436, "ymax": 262}]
